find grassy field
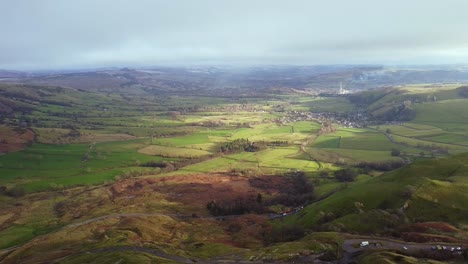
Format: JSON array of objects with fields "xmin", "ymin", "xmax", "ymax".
[
  {"xmin": 309, "ymin": 127, "xmax": 415, "ymax": 163},
  {"xmin": 308, "ymin": 97, "xmax": 356, "ymax": 112},
  {"xmin": 2, "ymin": 82, "xmax": 468, "ymax": 263},
  {"xmin": 155, "ymin": 130, "xmax": 225, "ymax": 147},
  {"xmin": 139, "ymin": 145, "xmax": 211, "ymax": 158},
  {"xmin": 0, "ymin": 139, "xmax": 170, "ymax": 192},
  {"xmin": 0, "ymin": 114, "xmax": 325, "ymax": 193},
  {"xmin": 285, "ymin": 153, "xmax": 468, "ymax": 233},
  {"xmin": 358, "ymin": 84, "xmax": 468, "ymax": 156},
  {"xmin": 313, "ymin": 135, "xmax": 341, "ymax": 148},
  {"xmin": 170, "ymin": 146, "xmax": 323, "ymax": 176},
  {"xmin": 414, "ymin": 99, "xmax": 468, "ymax": 127},
  {"xmin": 34, "ymin": 127, "xmax": 137, "ymax": 144}
]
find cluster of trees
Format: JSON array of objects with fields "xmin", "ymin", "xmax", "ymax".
[
  {"xmin": 0, "ymin": 100, "xmax": 34, "ymax": 116},
  {"xmin": 334, "ymin": 168, "xmax": 357, "ymax": 182},
  {"xmin": 248, "ymin": 171, "xmax": 315, "ymax": 207},
  {"xmin": 264, "ymin": 225, "xmax": 305, "ymax": 244},
  {"xmin": 140, "ymin": 153, "xmax": 222, "ymax": 173},
  {"xmin": 206, "ymin": 194, "xmax": 263, "ymax": 216},
  {"xmin": 356, "ymin": 160, "xmax": 405, "ymax": 171},
  {"xmin": 378, "ymin": 102, "xmax": 416, "ymax": 121},
  {"xmin": 268, "ymin": 171, "xmax": 315, "ymax": 206},
  {"xmin": 318, "ymin": 122, "xmax": 336, "ymax": 135},
  {"xmin": 348, "ymin": 88, "xmax": 391, "ymax": 106},
  {"xmin": 0, "ymin": 185, "xmax": 25, "ymax": 198},
  {"xmin": 220, "ymin": 138, "xmax": 266, "ymax": 153},
  {"xmin": 67, "ymin": 128, "xmax": 81, "ymax": 138},
  {"xmin": 266, "ymin": 140, "xmax": 289, "ymax": 146},
  {"xmin": 139, "ymin": 161, "xmax": 167, "ymax": 168},
  {"xmin": 207, "ymin": 171, "xmax": 315, "ymax": 217},
  {"xmin": 457, "ymin": 86, "xmax": 468, "ymax": 98},
  {"xmin": 391, "ymin": 148, "xmax": 401, "ymax": 156}
]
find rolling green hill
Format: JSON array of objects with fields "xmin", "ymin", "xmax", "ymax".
[
  {"xmin": 287, "ymin": 153, "xmax": 468, "ymax": 238},
  {"xmin": 349, "ymin": 84, "xmax": 467, "ymax": 122},
  {"xmin": 2, "ymin": 81, "xmax": 468, "ymax": 263}
]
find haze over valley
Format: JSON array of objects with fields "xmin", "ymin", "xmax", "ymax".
[{"xmin": 1, "ymin": 1, "xmax": 468, "ymax": 264}]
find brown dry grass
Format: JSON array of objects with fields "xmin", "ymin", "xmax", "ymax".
[
  {"xmin": 398, "ymin": 222, "xmax": 467, "ymax": 243},
  {"xmin": 1, "ymin": 215, "xmax": 236, "ymax": 264},
  {"xmin": 0, "ymin": 126, "xmax": 35, "ymax": 153},
  {"xmin": 1, "ymin": 172, "xmax": 295, "ymax": 263}
]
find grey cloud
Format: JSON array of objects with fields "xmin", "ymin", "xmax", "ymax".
[{"xmin": 1, "ymin": 0, "xmax": 468, "ymax": 70}]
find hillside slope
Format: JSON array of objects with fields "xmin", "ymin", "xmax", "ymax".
[
  {"xmin": 288, "ymin": 153, "xmax": 468, "ymax": 240},
  {"xmin": 349, "ymin": 84, "xmax": 467, "ymax": 122}
]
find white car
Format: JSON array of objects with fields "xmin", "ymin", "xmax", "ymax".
[{"xmin": 360, "ymin": 241, "xmax": 369, "ymax": 247}]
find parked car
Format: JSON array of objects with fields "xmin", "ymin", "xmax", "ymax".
[{"xmin": 360, "ymin": 241, "xmax": 369, "ymax": 247}]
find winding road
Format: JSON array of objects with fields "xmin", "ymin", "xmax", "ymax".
[
  {"xmin": 1, "ymin": 211, "xmax": 467, "ymax": 263},
  {"xmin": 340, "ymin": 238, "xmax": 466, "ymax": 264}
]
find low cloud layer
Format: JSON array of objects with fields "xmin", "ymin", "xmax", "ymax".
[{"xmin": 2, "ymin": 0, "xmax": 468, "ymax": 70}]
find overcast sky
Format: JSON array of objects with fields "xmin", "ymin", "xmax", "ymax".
[{"xmin": 1, "ymin": 0, "xmax": 468, "ymax": 70}]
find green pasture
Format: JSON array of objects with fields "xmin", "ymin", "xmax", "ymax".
[
  {"xmin": 308, "ymin": 97, "xmax": 356, "ymax": 112},
  {"xmin": 398, "ymin": 83, "xmax": 461, "ymax": 98},
  {"xmin": 365, "ymin": 84, "xmax": 461, "ymax": 110},
  {"xmin": 414, "ymin": 99, "xmax": 468, "ymax": 129},
  {"xmin": 420, "ymin": 133, "xmax": 468, "ymax": 146},
  {"xmin": 309, "ymin": 128, "xmax": 415, "ymax": 163},
  {"xmin": 231, "ymin": 122, "xmax": 317, "ymax": 143},
  {"xmin": 339, "ymin": 133, "xmax": 395, "ymax": 151},
  {"xmin": 154, "ymin": 122, "xmax": 318, "ymax": 146},
  {"xmin": 285, "ymin": 153, "xmax": 468, "ymax": 231},
  {"xmin": 138, "ymin": 145, "xmax": 211, "ymax": 158},
  {"xmin": 323, "ymin": 148, "xmax": 400, "ymax": 162},
  {"xmin": 374, "ymin": 122, "xmax": 468, "ymax": 154},
  {"xmin": 0, "ymin": 139, "xmax": 168, "ymax": 192},
  {"xmin": 170, "ymin": 146, "xmax": 321, "ymax": 175},
  {"xmin": 0, "ymin": 225, "xmax": 38, "ymax": 249},
  {"xmin": 391, "ymin": 134, "xmax": 466, "ymax": 152},
  {"xmin": 314, "ymin": 181, "xmax": 345, "ymax": 197},
  {"xmin": 154, "ymin": 129, "xmax": 235, "ymax": 148},
  {"xmin": 375, "ymin": 123, "xmax": 445, "ymax": 138},
  {"xmin": 182, "ymin": 111, "xmax": 273, "ymax": 124},
  {"xmin": 292, "ymin": 121, "xmax": 322, "ymax": 133},
  {"xmin": 313, "ymin": 128, "xmax": 397, "ymax": 151},
  {"xmin": 312, "ymin": 135, "xmax": 341, "ymax": 148},
  {"xmin": 0, "ymin": 195, "xmax": 61, "ymax": 249}
]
